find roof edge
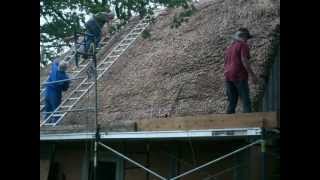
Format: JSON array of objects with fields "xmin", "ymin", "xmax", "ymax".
[{"xmin": 40, "ymin": 128, "xmax": 262, "ymax": 141}]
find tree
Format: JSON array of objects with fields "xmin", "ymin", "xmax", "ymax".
[{"xmin": 40, "ymin": 0, "xmax": 192, "ymax": 66}]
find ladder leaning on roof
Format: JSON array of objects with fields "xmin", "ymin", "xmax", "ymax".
[
  {"xmin": 40, "ymin": 9, "xmax": 163, "ymax": 127},
  {"xmin": 40, "ymin": 36, "xmax": 90, "ymax": 112},
  {"xmin": 40, "ymin": 30, "xmax": 118, "ymax": 112}
]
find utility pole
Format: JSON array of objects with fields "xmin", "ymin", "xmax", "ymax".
[
  {"xmin": 92, "ymin": 38, "xmax": 100, "ymax": 180},
  {"xmin": 93, "ymin": 124, "xmax": 100, "ymax": 180}
]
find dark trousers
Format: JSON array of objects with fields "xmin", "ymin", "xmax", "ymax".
[
  {"xmin": 84, "ymin": 19, "xmax": 101, "ymax": 53},
  {"xmin": 225, "ymin": 80, "xmax": 252, "ymax": 114},
  {"xmin": 44, "ymin": 90, "xmax": 62, "ymax": 123}
]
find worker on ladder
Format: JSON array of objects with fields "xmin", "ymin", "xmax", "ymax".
[
  {"xmin": 75, "ymin": 10, "xmax": 115, "ymax": 67},
  {"xmin": 43, "ymin": 59, "xmax": 70, "ymax": 123}
]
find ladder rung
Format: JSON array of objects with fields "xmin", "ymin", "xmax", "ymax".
[
  {"xmin": 113, "ymin": 49, "xmax": 124, "ymax": 52},
  {"xmin": 119, "ymin": 43, "xmax": 130, "ymax": 47},
  {"xmin": 132, "ymin": 30, "xmax": 144, "ymax": 33},
  {"xmin": 100, "ymin": 61, "xmax": 115, "ymax": 67},
  {"xmin": 137, "ymin": 23, "xmax": 147, "ymax": 26},
  {"xmin": 135, "ymin": 26, "xmax": 146, "ymax": 30},
  {"xmin": 101, "ymin": 61, "xmax": 113, "ymax": 65},
  {"xmin": 129, "ymin": 32, "xmax": 141, "ymax": 36},
  {"xmin": 79, "ymin": 64, "xmax": 89, "ymax": 67},
  {"xmin": 138, "ymin": 23, "xmax": 148, "ymax": 26},
  {"xmin": 133, "ymin": 27, "xmax": 145, "ymax": 31},
  {"xmin": 69, "ymin": 70, "xmax": 81, "ymax": 74},
  {"xmin": 60, "ymin": 105, "xmax": 72, "ymax": 108},
  {"xmin": 103, "ymin": 60, "xmax": 114, "ymax": 63},
  {"xmin": 82, "ymin": 82, "xmax": 94, "ymax": 85},
  {"xmin": 79, "ymin": 85, "xmax": 91, "ymax": 89},
  {"xmin": 52, "ymin": 113, "xmax": 64, "ymax": 117},
  {"xmin": 128, "ymin": 34, "xmax": 139, "ymax": 37},
  {"xmin": 108, "ymin": 55, "xmax": 120, "ymax": 58},
  {"xmin": 68, "ymin": 97, "xmax": 80, "ymax": 100},
  {"xmin": 124, "ymin": 38, "xmax": 136, "ymax": 41},
  {"xmin": 43, "ymin": 122, "xmax": 55, "ymax": 125}
]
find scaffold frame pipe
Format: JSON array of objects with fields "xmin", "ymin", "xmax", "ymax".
[
  {"xmin": 41, "ymin": 76, "xmax": 87, "ymax": 86},
  {"xmin": 99, "ymin": 142, "xmax": 167, "ymax": 180},
  {"xmin": 169, "ymin": 139, "xmax": 262, "ymax": 180}
]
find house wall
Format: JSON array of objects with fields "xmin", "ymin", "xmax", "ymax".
[
  {"xmin": 262, "ymin": 48, "xmax": 280, "ymax": 112},
  {"xmin": 53, "ymin": 143, "xmax": 87, "ymax": 180},
  {"xmin": 40, "ymin": 143, "xmax": 54, "ymax": 180},
  {"xmin": 116, "ymin": 139, "xmax": 260, "ymax": 180},
  {"xmin": 41, "ymin": 138, "xmax": 275, "ymax": 180},
  {"xmin": 40, "ymin": 159, "xmax": 51, "ymax": 180}
]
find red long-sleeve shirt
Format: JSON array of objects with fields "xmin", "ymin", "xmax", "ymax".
[{"xmin": 224, "ymin": 40, "xmax": 250, "ymax": 81}]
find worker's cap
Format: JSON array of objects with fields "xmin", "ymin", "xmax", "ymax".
[
  {"xmin": 98, "ymin": 11, "xmax": 115, "ymax": 20},
  {"xmin": 233, "ymin": 28, "xmax": 253, "ymax": 40},
  {"xmin": 58, "ymin": 60, "xmax": 68, "ymax": 72},
  {"xmin": 107, "ymin": 12, "xmax": 115, "ymax": 19}
]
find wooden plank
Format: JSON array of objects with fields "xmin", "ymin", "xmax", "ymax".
[{"xmin": 137, "ymin": 112, "xmax": 278, "ymax": 131}]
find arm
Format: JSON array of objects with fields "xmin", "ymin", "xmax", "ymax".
[
  {"xmin": 240, "ymin": 44, "xmax": 257, "ymax": 84},
  {"xmin": 57, "ymin": 73, "xmax": 70, "ymax": 91},
  {"xmin": 61, "ymin": 80, "xmax": 70, "ymax": 91},
  {"xmin": 62, "ymin": 73, "xmax": 70, "ymax": 91},
  {"xmin": 241, "ymin": 57, "xmax": 257, "ymax": 84}
]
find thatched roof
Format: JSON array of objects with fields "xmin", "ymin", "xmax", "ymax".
[{"xmin": 41, "ymin": 0, "xmax": 280, "ymax": 133}]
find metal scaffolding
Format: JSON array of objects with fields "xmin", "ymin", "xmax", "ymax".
[{"xmin": 96, "ymin": 138, "xmax": 272, "ymax": 180}]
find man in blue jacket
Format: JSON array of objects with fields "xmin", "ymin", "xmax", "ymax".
[{"xmin": 44, "ymin": 59, "xmax": 70, "ymax": 123}]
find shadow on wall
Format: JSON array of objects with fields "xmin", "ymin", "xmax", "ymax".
[{"xmin": 261, "ymin": 47, "xmax": 280, "ymax": 112}]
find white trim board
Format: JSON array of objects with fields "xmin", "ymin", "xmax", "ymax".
[{"xmin": 40, "ymin": 128, "xmax": 262, "ymax": 141}]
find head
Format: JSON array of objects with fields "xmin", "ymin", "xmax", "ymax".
[
  {"xmin": 106, "ymin": 11, "xmax": 115, "ymax": 21},
  {"xmin": 97, "ymin": 12, "xmax": 114, "ymax": 21},
  {"xmin": 58, "ymin": 60, "xmax": 68, "ymax": 72},
  {"xmin": 233, "ymin": 28, "xmax": 253, "ymax": 42},
  {"xmin": 53, "ymin": 57, "xmax": 60, "ymax": 64}
]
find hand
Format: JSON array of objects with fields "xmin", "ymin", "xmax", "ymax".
[
  {"xmin": 64, "ymin": 36, "xmax": 73, "ymax": 42},
  {"xmin": 101, "ymin": 31, "xmax": 106, "ymax": 37}
]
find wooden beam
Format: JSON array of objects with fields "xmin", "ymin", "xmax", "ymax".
[{"xmin": 136, "ymin": 112, "xmax": 278, "ymax": 131}]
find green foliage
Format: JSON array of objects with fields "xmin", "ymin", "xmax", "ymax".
[
  {"xmin": 108, "ymin": 20, "xmax": 127, "ymax": 34},
  {"xmin": 170, "ymin": 4, "xmax": 196, "ymax": 29}
]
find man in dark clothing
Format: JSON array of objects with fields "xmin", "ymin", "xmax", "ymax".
[
  {"xmin": 224, "ymin": 28, "xmax": 258, "ymax": 114},
  {"xmin": 81, "ymin": 11, "xmax": 115, "ymax": 59},
  {"xmin": 44, "ymin": 59, "xmax": 70, "ymax": 123}
]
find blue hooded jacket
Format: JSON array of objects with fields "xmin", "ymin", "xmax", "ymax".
[{"xmin": 45, "ymin": 60, "xmax": 70, "ymax": 102}]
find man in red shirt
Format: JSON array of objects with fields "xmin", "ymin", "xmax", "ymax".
[{"xmin": 224, "ymin": 28, "xmax": 258, "ymax": 114}]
